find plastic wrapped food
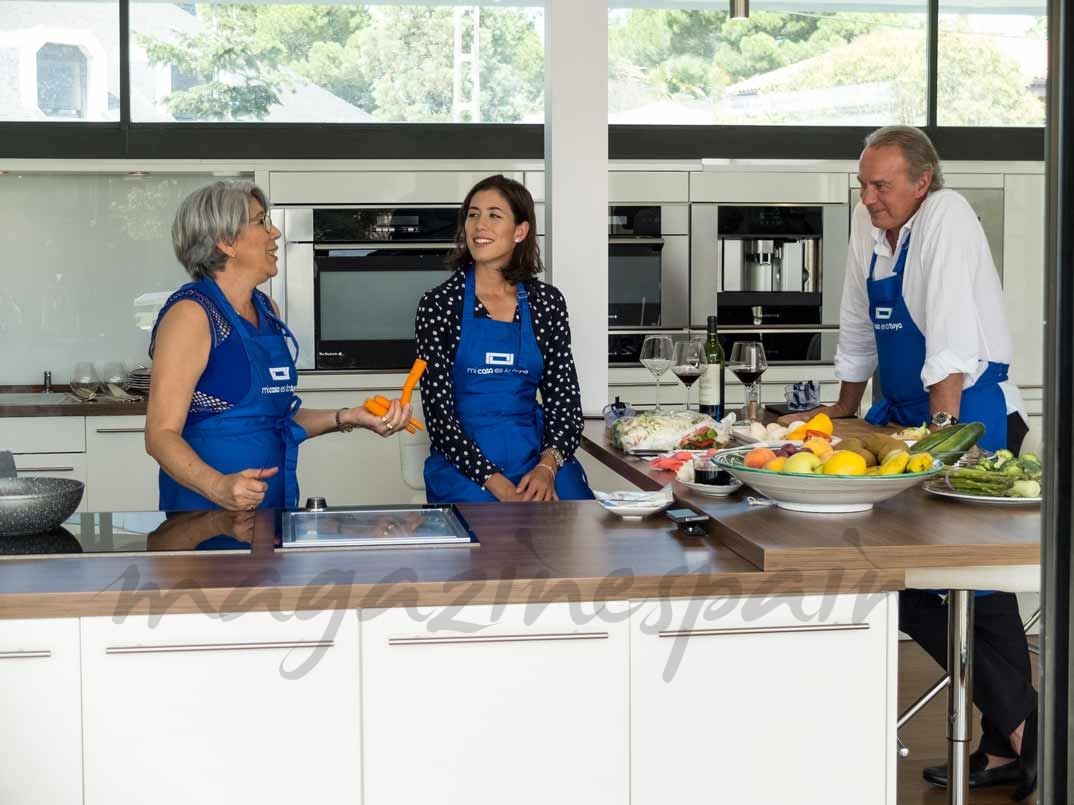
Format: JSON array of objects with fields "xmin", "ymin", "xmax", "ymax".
[{"xmin": 608, "ymin": 410, "xmax": 731, "ymax": 453}]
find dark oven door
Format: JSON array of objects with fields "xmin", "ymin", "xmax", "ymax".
[
  {"xmin": 314, "ymin": 246, "xmax": 453, "ymax": 370},
  {"xmin": 608, "ymin": 238, "xmax": 663, "ymax": 327}
]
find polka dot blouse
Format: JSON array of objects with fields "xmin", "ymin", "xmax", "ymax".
[{"xmin": 415, "ymin": 268, "xmax": 584, "ymax": 487}]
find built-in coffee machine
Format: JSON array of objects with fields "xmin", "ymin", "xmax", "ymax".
[
  {"xmin": 690, "ymin": 202, "xmax": 847, "ymax": 362},
  {"xmin": 717, "ymin": 205, "xmax": 823, "ymax": 326}
]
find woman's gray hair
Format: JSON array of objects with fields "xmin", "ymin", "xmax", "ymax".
[
  {"xmin": 863, "ymin": 125, "xmax": 945, "ymax": 193},
  {"xmin": 172, "ymin": 180, "xmax": 269, "ymax": 280}
]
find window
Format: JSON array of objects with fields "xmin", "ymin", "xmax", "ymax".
[
  {"xmin": 608, "ymin": 1, "xmax": 929, "ymax": 125},
  {"xmin": 129, "ymin": 2, "xmax": 545, "ymax": 123},
  {"xmin": 37, "ymin": 43, "xmax": 87, "ymax": 118},
  {"xmin": 937, "ymin": 2, "xmax": 1046, "ymax": 126},
  {"xmin": 0, "ymin": 0, "xmax": 118, "ymax": 121}
]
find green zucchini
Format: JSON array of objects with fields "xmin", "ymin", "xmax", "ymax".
[{"xmin": 909, "ymin": 421, "xmax": 986, "ymax": 465}]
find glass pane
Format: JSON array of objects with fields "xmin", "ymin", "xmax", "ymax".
[
  {"xmin": 0, "ymin": 0, "xmax": 120, "ymax": 121},
  {"xmin": 938, "ymin": 2, "xmax": 1046, "ymax": 126},
  {"xmin": 0, "ymin": 173, "xmax": 237, "ymax": 384},
  {"xmin": 129, "ymin": 2, "xmax": 544, "ymax": 122},
  {"xmin": 609, "ymin": 1, "xmax": 927, "ymax": 125}
]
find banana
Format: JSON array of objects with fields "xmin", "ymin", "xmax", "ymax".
[{"xmin": 878, "ymin": 449, "xmax": 910, "ymax": 475}]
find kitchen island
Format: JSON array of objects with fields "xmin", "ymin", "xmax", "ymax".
[{"xmin": 0, "ymin": 424, "xmax": 1041, "ymax": 805}]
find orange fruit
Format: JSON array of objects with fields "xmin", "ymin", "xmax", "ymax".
[
  {"xmin": 763, "ymin": 456, "xmax": 787, "ymax": 471},
  {"xmin": 744, "ymin": 447, "xmax": 777, "ymax": 469},
  {"xmin": 821, "ymin": 450, "xmax": 868, "ymax": 476}
]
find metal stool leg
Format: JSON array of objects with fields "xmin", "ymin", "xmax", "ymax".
[
  {"xmin": 947, "ymin": 590, "xmax": 974, "ymax": 805},
  {"xmin": 1023, "ymin": 607, "xmax": 1040, "ymax": 656},
  {"xmin": 896, "ymin": 672, "xmax": 951, "ymax": 757}
]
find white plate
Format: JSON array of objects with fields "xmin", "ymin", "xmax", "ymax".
[
  {"xmin": 597, "ymin": 500, "xmax": 673, "ymax": 520},
  {"xmin": 922, "ymin": 478, "xmax": 1041, "ymax": 506},
  {"xmin": 678, "ymin": 478, "xmax": 743, "ymax": 497}
]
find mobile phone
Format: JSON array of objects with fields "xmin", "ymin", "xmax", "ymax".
[{"xmin": 665, "ymin": 508, "xmax": 710, "ymax": 536}]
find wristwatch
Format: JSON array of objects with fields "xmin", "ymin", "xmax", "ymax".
[
  {"xmin": 931, "ymin": 411, "xmax": 959, "ymax": 428},
  {"xmin": 335, "ymin": 408, "xmax": 355, "ymax": 433}
]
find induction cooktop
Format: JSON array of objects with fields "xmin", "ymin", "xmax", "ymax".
[{"xmin": 0, "ymin": 505, "xmax": 478, "ymax": 559}]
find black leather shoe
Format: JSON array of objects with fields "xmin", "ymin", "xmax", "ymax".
[
  {"xmin": 922, "ymin": 749, "xmax": 1022, "ymax": 789},
  {"xmin": 1012, "ymin": 707, "xmax": 1038, "ymax": 802}
]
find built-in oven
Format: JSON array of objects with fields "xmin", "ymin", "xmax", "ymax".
[
  {"xmin": 607, "ymin": 204, "xmax": 689, "ymax": 364},
  {"xmin": 281, "ymin": 207, "xmax": 457, "ymax": 371}
]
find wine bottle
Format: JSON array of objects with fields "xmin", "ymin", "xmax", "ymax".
[{"xmin": 699, "ymin": 314, "xmax": 726, "ymax": 419}]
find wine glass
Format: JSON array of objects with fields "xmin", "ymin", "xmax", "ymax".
[
  {"xmin": 70, "ymin": 362, "xmax": 99, "ymax": 401},
  {"xmin": 671, "ymin": 337, "xmax": 707, "ymax": 411},
  {"xmin": 727, "ymin": 341, "xmax": 768, "ymax": 424},
  {"xmin": 639, "ymin": 335, "xmax": 674, "ymax": 410},
  {"xmin": 96, "ymin": 361, "xmax": 128, "ymax": 397}
]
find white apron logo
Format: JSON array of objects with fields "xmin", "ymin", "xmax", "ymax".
[
  {"xmin": 269, "ymin": 366, "xmax": 291, "ymax": 381},
  {"xmin": 485, "ymin": 352, "xmax": 515, "ymax": 366},
  {"xmin": 874, "ymin": 307, "xmax": 893, "ymax": 321}
]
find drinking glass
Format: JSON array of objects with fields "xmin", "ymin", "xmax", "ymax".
[
  {"xmin": 727, "ymin": 342, "xmax": 768, "ymax": 424},
  {"xmin": 97, "ymin": 361, "xmax": 128, "ymax": 395},
  {"xmin": 671, "ymin": 337, "xmax": 707, "ymax": 411},
  {"xmin": 70, "ymin": 362, "xmax": 99, "ymax": 400},
  {"xmin": 639, "ymin": 335, "xmax": 674, "ymax": 410}
]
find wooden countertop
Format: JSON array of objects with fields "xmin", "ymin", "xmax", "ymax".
[
  {"xmin": 0, "ymin": 503, "xmax": 902, "ymax": 619},
  {"xmin": 0, "ymin": 401, "xmax": 148, "ymax": 417},
  {"xmin": 581, "ymin": 419, "xmax": 1041, "ymax": 573}
]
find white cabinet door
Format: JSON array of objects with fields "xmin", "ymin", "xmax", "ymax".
[
  {"xmin": 13, "ymin": 452, "xmax": 89, "ymax": 511},
  {"xmin": 0, "ymin": 416, "xmax": 84, "ymax": 453},
  {"xmin": 85, "ymin": 415, "xmax": 158, "ymax": 511},
  {"xmin": 1003, "ymin": 174, "xmax": 1045, "ymax": 388},
  {"xmin": 362, "ymin": 602, "xmax": 630, "ymax": 805},
  {"xmin": 82, "ymin": 610, "xmax": 360, "ymax": 805},
  {"xmin": 297, "ymin": 390, "xmax": 416, "ymax": 505},
  {"xmin": 631, "ymin": 593, "xmax": 897, "ymax": 805},
  {"xmin": 0, "ymin": 618, "xmax": 83, "ymax": 805}
]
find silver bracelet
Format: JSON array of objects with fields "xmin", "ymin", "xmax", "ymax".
[{"xmin": 335, "ymin": 408, "xmax": 354, "ymax": 433}]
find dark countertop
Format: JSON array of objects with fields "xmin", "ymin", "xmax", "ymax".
[
  {"xmin": 0, "ymin": 400, "xmax": 148, "ymax": 417},
  {"xmin": 580, "ymin": 420, "xmax": 1041, "ymax": 573},
  {"xmin": 0, "ymin": 502, "xmax": 902, "ymax": 619}
]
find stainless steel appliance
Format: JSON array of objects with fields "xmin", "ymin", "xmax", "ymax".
[
  {"xmin": 691, "ymin": 202, "xmax": 849, "ymax": 362},
  {"xmin": 281, "ymin": 206, "xmax": 458, "ymax": 371},
  {"xmin": 607, "ymin": 204, "xmax": 689, "ymax": 363}
]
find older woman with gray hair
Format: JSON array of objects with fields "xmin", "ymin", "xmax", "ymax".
[{"xmin": 146, "ymin": 181, "xmax": 411, "ymax": 512}]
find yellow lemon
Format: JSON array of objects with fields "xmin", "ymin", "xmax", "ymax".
[{"xmin": 821, "ymin": 450, "xmax": 868, "ymax": 476}]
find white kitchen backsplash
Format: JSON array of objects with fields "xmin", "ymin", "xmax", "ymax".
[{"xmin": 0, "ymin": 172, "xmax": 240, "ymax": 385}]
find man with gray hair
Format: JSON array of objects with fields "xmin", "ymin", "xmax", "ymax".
[{"xmin": 787, "ymin": 126, "xmax": 1036, "ymax": 797}]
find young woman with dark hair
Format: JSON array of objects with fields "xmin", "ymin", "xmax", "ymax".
[{"xmin": 415, "ymin": 174, "xmax": 593, "ymax": 503}]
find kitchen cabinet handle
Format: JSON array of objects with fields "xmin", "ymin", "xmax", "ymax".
[
  {"xmin": 105, "ymin": 639, "xmax": 334, "ymax": 656},
  {"xmin": 94, "ymin": 427, "xmax": 146, "ymax": 434},
  {"xmin": 16, "ymin": 466, "xmax": 75, "ymax": 473},
  {"xmin": 0, "ymin": 649, "xmax": 52, "ymax": 660},
  {"xmin": 609, "ymin": 237, "xmax": 665, "ymax": 245},
  {"xmin": 658, "ymin": 623, "xmax": 869, "ymax": 639},
  {"xmin": 313, "ymin": 242, "xmax": 456, "ymax": 251},
  {"xmin": 388, "ymin": 631, "xmax": 609, "ymax": 647}
]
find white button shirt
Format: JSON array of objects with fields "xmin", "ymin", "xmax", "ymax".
[{"xmin": 834, "ymin": 188, "xmax": 1025, "ymax": 416}]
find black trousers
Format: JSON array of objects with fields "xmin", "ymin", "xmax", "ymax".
[{"xmin": 898, "ymin": 412, "xmax": 1036, "ymax": 758}]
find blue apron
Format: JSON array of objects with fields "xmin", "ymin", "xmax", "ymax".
[
  {"xmin": 864, "ymin": 233, "xmax": 1008, "ymax": 598},
  {"xmin": 864, "ymin": 232, "xmax": 1009, "ymax": 452},
  {"xmin": 424, "ymin": 268, "xmax": 593, "ymax": 503},
  {"xmin": 159, "ymin": 278, "xmax": 307, "ymax": 512}
]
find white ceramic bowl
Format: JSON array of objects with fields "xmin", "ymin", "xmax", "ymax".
[
  {"xmin": 597, "ymin": 500, "xmax": 673, "ymax": 520},
  {"xmin": 712, "ymin": 446, "xmax": 942, "ymax": 513}
]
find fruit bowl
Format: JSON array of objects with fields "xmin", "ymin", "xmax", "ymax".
[{"xmin": 712, "ymin": 446, "xmax": 943, "ymax": 513}]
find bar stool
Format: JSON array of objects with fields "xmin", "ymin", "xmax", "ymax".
[
  {"xmin": 896, "ymin": 565, "xmax": 1040, "ymax": 805},
  {"xmin": 398, "ymin": 404, "xmax": 431, "ymax": 504}
]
